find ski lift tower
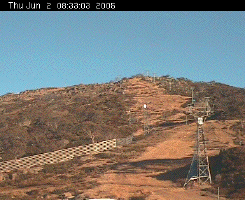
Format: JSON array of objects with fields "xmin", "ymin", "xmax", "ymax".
[{"xmin": 184, "ymin": 97, "xmax": 213, "ymax": 187}]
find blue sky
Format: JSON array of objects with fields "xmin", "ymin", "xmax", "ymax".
[{"xmin": 0, "ymin": 11, "xmax": 245, "ymax": 95}]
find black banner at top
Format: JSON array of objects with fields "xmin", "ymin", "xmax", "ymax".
[
  {"xmin": 1, "ymin": 1, "xmax": 234, "ymax": 11},
  {"xmin": 2, "ymin": 1, "xmax": 167, "ymax": 11}
]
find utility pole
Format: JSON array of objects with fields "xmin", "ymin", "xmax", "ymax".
[
  {"xmin": 143, "ymin": 104, "xmax": 149, "ymax": 135},
  {"xmin": 153, "ymin": 73, "xmax": 156, "ymax": 83},
  {"xmin": 168, "ymin": 78, "xmax": 175, "ymax": 92},
  {"xmin": 239, "ymin": 118, "xmax": 244, "ymax": 146},
  {"xmin": 128, "ymin": 110, "xmax": 132, "ymax": 125},
  {"xmin": 88, "ymin": 130, "xmax": 95, "ymax": 144},
  {"xmin": 145, "ymin": 70, "xmax": 149, "ymax": 77},
  {"xmin": 191, "ymin": 87, "xmax": 195, "ymax": 105},
  {"xmin": 184, "ymin": 97, "xmax": 213, "ymax": 187},
  {"xmin": 218, "ymin": 187, "xmax": 220, "ymax": 200}
]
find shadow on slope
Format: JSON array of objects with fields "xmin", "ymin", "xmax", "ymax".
[
  {"xmin": 111, "ymin": 158, "xmax": 192, "ymax": 186},
  {"xmin": 112, "ymin": 155, "xmax": 223, "ymax": 187},
  {"xmin": 149, "ymin": 155, "xmax": 222, "ymax": 185}
]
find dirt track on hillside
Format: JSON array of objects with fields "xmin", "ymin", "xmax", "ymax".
[{"xmin": 82, "ymin": 79, "xmax": 237, "ymax": 199}]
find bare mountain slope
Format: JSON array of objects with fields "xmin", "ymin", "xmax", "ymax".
[
  {"xmin": 0, "ymin": 76, "xmax": 244, "ymax": 199},
  {"xmin": 0, "ymin": 82, "xmax": 136, "ymax": 160}
]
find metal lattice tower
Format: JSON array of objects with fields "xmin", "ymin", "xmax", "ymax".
[{"xmin": 184, "ymin": 97, "xmax": 213, "ymax": 187}]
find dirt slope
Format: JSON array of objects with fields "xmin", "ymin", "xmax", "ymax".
[{"xmin": 124, "ymin": 77, "xmax": 190, "ymax": 127}]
